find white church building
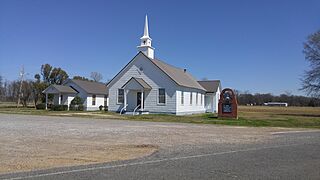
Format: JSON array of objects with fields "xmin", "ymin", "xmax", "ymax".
[{"xmin": 107, "ymin": 16, "xmax": 221, "ymax": 115}]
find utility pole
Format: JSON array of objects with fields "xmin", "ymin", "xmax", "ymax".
[{"xmin": 17, "ymin": 66, "xmax": 25, "ymax": 108}]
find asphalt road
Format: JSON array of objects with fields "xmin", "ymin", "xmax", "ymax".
[{"xmin": 0, "ymin": 115, "xmax": 319, "ymax": 180}]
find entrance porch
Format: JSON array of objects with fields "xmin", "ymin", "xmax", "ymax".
[
  {"xmin": 121, "ymin": 77, "xmax": 152, "ymax": 114},
  {"xmin": 42, "ymin": 85, "xmax": 77, "ymax": 110}
]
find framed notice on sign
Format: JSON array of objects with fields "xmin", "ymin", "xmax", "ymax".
[{"xmin": 223, "ymin": 104, "xmax": 232, "ymax": 113}]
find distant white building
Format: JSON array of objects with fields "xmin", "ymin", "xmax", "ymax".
[
  {"xmin": 263, "ymin": 102, "xmax": 288, "ymax": 107},
  {"xmin": 106, "ymin": 15, "xmax": 221, "ymax": 115},
  {"xmin": 43, "ymin": 79, "xmax": 108, "ymax": 111}
]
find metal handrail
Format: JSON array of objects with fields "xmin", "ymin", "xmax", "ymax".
[
  {"xmin": 133, "ymin": 104, "xmax": 141, "ymax": 116},
  {"xmin": 120, "ymin": 104, "xmax": 128, "ymax": 115}
]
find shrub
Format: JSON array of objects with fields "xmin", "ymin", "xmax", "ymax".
[
  {"xmin": 69, "ymin": 104, "xmax": 84, "ymax": 111},
  {"xmin": 104, "ymin": 106, "xmax": 108, "ymax": 111},
  {"xmin": 70, "ymin": 96, "xmax": 83, "ymax": 105},
  {"xmin": 36, "ymin": 103, "xmax": 46, "ymax": 110},
  {"xmin": 51, "ymin": 104, "xmax": 68, "ymax": 111},
  {"xmin": 78, "ymin": 104, "xmax": 84, "ymax": 111},
  {"xmin": 99, "ymin": 105, "xmax": 103, "ymax": 111}
]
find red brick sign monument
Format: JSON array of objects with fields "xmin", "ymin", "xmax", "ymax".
[{"xmin": 218, "ymin": 88, "xmax": 238, "ymax": 119}]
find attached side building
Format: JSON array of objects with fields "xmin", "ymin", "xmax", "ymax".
[
  {"xmin": 43, "ymin": 79, "xmax": 108, "ymax": 111},
  {"xmin": 198, "ymin": 80, "xmax": 221, "ymax": 113}
]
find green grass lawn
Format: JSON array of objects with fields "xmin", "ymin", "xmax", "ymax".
[{"xmin": 0, "ymin": 103, "xmax": 319, "ymax": 128}]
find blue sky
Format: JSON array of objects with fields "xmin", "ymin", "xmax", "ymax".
[{"xmin": 0, "ymin": 0, "xmax": 319, "ymax": 95}]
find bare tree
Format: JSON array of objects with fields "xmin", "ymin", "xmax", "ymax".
[
  {"xmin": 20, "ymin": 80, "xmax": 33, "ymax": 107},
  {"xmin": 301, "ymin": 30, "xmax": 320, "ymax": 97},
  {"xmin": 0, "ymin": 75, "xmax": 3, "ymax": 100},
  {"xmin": 90, "ymin": 72, "xmax": 103, "ymax": 82}
]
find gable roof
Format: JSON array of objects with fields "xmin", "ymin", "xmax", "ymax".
[
  {"xmin": 66, "ymin": 79, "xmax": 108, "ymax": 95},
  {"xmin": 107, "ymin": 52, "xmax": 206, "ymax": 91},
  {"xmin": 122, "ymin": 77, "xmax": 152, "ymax": 90},
  {"xmin": 152, "ymin": 58, "xmax": 206, "ymax": 91},
  {"xmin": 43, "ymin": 84, "xmax": 77, "ymax": 94},
  {"xmin": 197, "ymin": 80, "xmax": 221, "ymax": 93}
]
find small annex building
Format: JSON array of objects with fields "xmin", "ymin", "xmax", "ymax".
[
  {"xmin": 43, "ymin": 79, "xmax": 108, "ymax": 111},
  {"xmin": 198, "ymin": 80, "xmax": 221, "ymax": 113},
  {"xmin": 106, "ymin": 16, "xmax": 221, "ymax": 115}
]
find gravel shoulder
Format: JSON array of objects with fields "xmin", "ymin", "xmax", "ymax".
[{"xmin": 0, "ymin": 114, "xmax": 316, "ymax": 174}]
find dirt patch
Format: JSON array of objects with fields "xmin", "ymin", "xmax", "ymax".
[{"xmin": 0, "ymin": 143, "xmax": 157, "ymax": 174}]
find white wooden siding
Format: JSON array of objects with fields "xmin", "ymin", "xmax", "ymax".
[
  {"xmin": 176, "ymin": 87, "xmax": 206, "ymax": 115},
  {"xmin": 64, "ymin": 81, "xmax": 105, "ymax": 111},
  {"xmin": 86, "ymin": 95, "xmax": 105, "ymax": 111},
  {"xmin": 108, "ymin": 53, "xmax": 178, "ymax": 113}
]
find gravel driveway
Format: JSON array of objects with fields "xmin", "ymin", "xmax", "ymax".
[{"xmin": 0, "ymin": 114, "xmax": 310, "ymax": 174}]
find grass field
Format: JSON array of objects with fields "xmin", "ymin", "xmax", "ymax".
[{"xmin": 0, "ymin": 102, "xmax": 319, "ymax": 128}]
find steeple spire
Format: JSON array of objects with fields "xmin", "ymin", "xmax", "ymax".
[
  {"xmin": 137, "ymin": 15, "xmax": 155, "ymax": 59},
  {"xmin": 143, "ymin": 15, "xmax": 149, "ymax": 38}
]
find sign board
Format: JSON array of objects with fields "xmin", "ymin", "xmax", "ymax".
[{"xmin": 218, "ymin": 88, "xmax": 238, "ymax": 119}]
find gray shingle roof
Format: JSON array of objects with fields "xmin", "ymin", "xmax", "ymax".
[
  {"xmin": 134, "ymin": 78, "xmax": 152, "ymax": 89},
  {"xmin": 122, "ymin": 77, "xmax": 152, "ymax": 90},
  {"xmin": 106, "ymin": 52, "xmax": 208, "ymax": 91},
  {"xmin": 69, "ymin": 79, "xmax": 108, "ymax": 95},
  {"xmin": 197, "ymin": 80, "xmax": 221, "ymax": 93},
  {"xmin": 152, "ymin": 58, "xmax": 206, "ymax": 91},
  {"xmin": 43, "ymin": 85, "xmax": 77, "ymax": 94}
]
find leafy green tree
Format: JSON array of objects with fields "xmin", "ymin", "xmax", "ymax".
[
  {"xmin": 49, "ymin": 67, "xmax": 68, "ymax": 85},
  {"xmin": 301, "ymin": 30, "xmax": 320, "ymax": 97},
  {"xmin": 34, "ymin": 74, "xmax": 41, "ymax": 82},
  {"xmin": 73, "ymin": 76, "xmax": 91, "ymax": 81},
  {"xmin": 40, "ymin": 64, "xmax": 69, "ymax": 85},
  {"xmin": 32, "ymin": 74, "xmax": 48, "ymax": 106},
  {"xmin": 41, "ymin": 64, "xmax": 52, "ymax": 83}
]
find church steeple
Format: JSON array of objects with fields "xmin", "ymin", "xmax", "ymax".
[
  {"xmin": 137, "ymin": 15, "xmax": 154, "ymax": 59},
  {"xmin": 143, "ymin": 15, "xmax": 149, "ymax": 38}
]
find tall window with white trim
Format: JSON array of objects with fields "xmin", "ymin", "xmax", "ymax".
[
  {"xmin": 117, "ymin": 89, "xmax": 124, "ymax": 104},
  {"xmin": 158, "ymin": 88, "xmax": 166, "ymax": 104}
]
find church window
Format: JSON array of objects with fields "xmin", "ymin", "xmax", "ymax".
[
  {"xmin": 181, "ymin": 91, "xmax": 184, "ymax": 105},
  {"xmin": 92, "ymin": 95, "xmax": 96, "ymax": 106},
  {"xmin": 158, "ymin": 88, "xmax": 166, "ymax": 104},
  {"xmin": 117, "ymin": 89, "xmax": 124, "ymax": 104}
]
